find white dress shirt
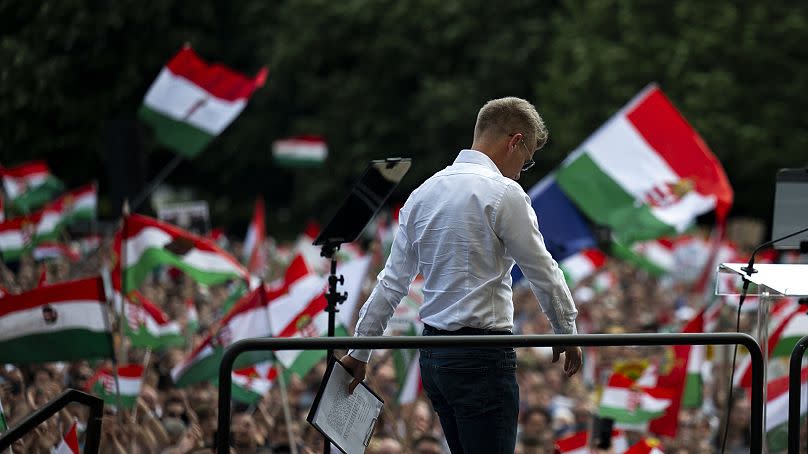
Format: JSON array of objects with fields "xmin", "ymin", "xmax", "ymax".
[{"xmin": 349, "ymin": 149, "xmax": 578, "ymax": 362}]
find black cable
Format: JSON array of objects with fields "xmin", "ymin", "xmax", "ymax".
[{"xmin": 719, "ymin": 297, "xmax": 744, "ymax": 453}]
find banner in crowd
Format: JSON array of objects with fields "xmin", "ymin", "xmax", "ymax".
[
  {"xmin": 0, "ymin": 277, "xmax": 113, "ymax": 363},
  {"xmin": 556, "ymin": 84, "xmax": 733, "ymax": 243},
  {"xmin": 139, "ymin": 45, "xmax": 268, "ymax": 158},
  {"xmin": 120, "ymin": 290, "xmax": 185, "ymax": 350}
]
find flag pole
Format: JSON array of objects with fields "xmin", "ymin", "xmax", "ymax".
[
  {"xmin": 262, "ymin": 282, "xmax": 299, "ymax": 454},
  {"xmin": 130, "ymin": 155, "xmax": 183, "ymax": 212},
  {"xmin": 99, "ymin": 268, "xmax": 124, "ymax": 424},
  {"xmin": 131, "ymin": 347, "xmax": 152, "ymax": 424}
]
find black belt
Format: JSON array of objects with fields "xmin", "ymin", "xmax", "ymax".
[{"xmin": 423, "ymin": 324, "xmax": 512, "ymax": 336}]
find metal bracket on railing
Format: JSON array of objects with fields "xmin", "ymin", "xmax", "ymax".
[
  {"xmin": 215, "ymin": 333, "xmax": 764, "ymax": 454},
  {"xmin": 788, "ymin": 335, "xmax": 808, "ymax": 454},
  {"xmin": 0, "ymin": 388, "xmax": 104, "ymax": 453}
]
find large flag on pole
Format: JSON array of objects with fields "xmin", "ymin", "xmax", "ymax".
[
  {"xmin": 0, "ymin": 277, "xmax": 113, "ymax": 363},
  {"xmin": 0, "ymin": 161, "xmax": 64, "ymax": 213},
  {"xmin": 242, "ymin": 196, "xmax": 267, "ymax": 274},
  {"xmin": 117, "ymin": 213, "xmax": 248, "ymax": 292},
  {"xmin": 139, "ymin": 45, "xmax": 268, "ymax": 158},
  {"xmin": 556, "ymin": 85, "xmax": 733, "ymax": 243}
]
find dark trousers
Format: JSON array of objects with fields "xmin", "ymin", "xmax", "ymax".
[{"xmin": 419, "ymin": 326, "xmax": 519, "ymax": 454}]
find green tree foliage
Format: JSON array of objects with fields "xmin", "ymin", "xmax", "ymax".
[{"xmin": 1, "ymin": 0, "xmax": 807, "ymax": 236}]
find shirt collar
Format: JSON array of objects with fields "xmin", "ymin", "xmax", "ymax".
[{"xmin": 453, "ymin": 149, "xmax": 502, "ymax": 175}]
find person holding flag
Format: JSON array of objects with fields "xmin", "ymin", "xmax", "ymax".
[{"xmin": 342, "ymin": 97, "xmax": 581, "ymax": 454}]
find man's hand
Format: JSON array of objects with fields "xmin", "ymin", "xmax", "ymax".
[
  {"xmin": 339, "ymin": 354, "xmax": 367, "ymax": 394},
  {"xmin": 552, "ymin": 346, "xmax": 583, "ymax": 377}
]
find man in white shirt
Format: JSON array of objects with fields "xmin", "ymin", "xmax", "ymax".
[{"xmin": 341, "ymin": 97, "xmax": 581, "ymax": 454}]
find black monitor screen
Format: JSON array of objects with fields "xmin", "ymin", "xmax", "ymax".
[
  {"xmin": 772, "ymin": 168, "xmax": 808, "ymax": 249},
  {"xmin": 314, "ymin": 158, "xmax": 411, "ymax": 246}
]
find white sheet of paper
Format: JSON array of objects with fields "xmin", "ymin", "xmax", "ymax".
[{"xmin": 310, "ymin": 361, "xmax": 384, "ymax": 454}]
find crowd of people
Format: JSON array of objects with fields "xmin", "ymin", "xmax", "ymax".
[{"xmin": 0, "ymin": 227, "xmax": 769, "ymax": 453}]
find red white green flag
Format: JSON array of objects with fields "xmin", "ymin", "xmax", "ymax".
[
  {"xmin": 34, "ymin": 184, "xmax": 97, "ymax": 241},
  {"xmin": 556, "ymin": 85, "xmax": 733, "ymax": 243},
  {"xmin": 242, "ymin": 196, "xmax": 266, "ymax": 274},
  {"xmin": 0, "ymin": 277, "xmax": 112, "ymax": 363},
  {"xmin": 598, "ymin": 373, "xmax": 673, "ymax": 425},
  {"xmin": 53, "ymin": 420, "xmax": 79, "ymax": 454},
  {"xmin": 120, "ymin": 290, "xmax": 185, "ymax": 350},
  {"xmin": 559, "ymin": 248, "xmax": 606, "ymax": 286},
  {"xmin": 555, "ymin": 431, "xmax": 588, "ymax": 454},
  {"xmin": 762, "ymin": 365, "xmax": 807, "ymax": 452},
  {"xmin": 0, "ymin": 214, "xmax": 39, "ymax": 261},
  {"xmin": 116, "ymin": 214, "xmax": 248, "ymax": 292},
  {"xmin": 33, "ymin": 242, "xmax": 80, "ymax": 262},
  {"xmin": 86, "ymin": 364, "xmax": 144, "ymax": 410},
  {"xmin": 625, "ymin": 438, "xmax": 665, "ymax": 454},
  {"xmin": 0, "ymin": 161, "xmax": 64, "ymax": 214},
  {"xmin": 139, "ymin": 46, "xmax": 267, "ymax": 158},
  {"xmin": 272, "ymin": 135, "xmax": 328, "ymax": 167},
  {"xmin": 648, "ymin": 310, "xmax": 705, "ymax": 437},
  {"xmin": 171, "ymin": 284, "xmax": 278, "ymax": 387}
]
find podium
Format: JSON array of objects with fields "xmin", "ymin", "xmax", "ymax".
[{"xmin": 718, "ymin": 263, "xmax": 808, "ymax": 451}]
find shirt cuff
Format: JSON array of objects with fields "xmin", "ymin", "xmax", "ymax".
[{"xmin": 348, "ymin": 349, "xmax": 372, "ymax": 363}]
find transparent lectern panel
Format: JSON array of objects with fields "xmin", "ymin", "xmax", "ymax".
[{"xmin": 717, "ymin": 263, "xmax": 808, "ymax": 297}]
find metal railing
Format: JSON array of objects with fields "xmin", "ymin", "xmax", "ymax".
[
  {"xmin": 788, "ymin": 335, "xmax": 808, "ymax": 454},
  {"xmin": 0, "ymin": 388, "xmax": 103, "ymax": 453},
  {"xmin": 216, "ymin": 333, "xmax": 765, "ymax": 454}
]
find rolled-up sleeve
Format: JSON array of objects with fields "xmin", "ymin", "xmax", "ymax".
[
  {"xmin": 494, "ymin": 184, "xmax": 578, "ymax": 335},
  {"xmin": 349, "ymin": 220, "xmax": 418, "ymax": 362}
]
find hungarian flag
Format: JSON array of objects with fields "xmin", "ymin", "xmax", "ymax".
[
  {"xmin": 0, "ymin": 214, "xmax": 40, "ymax": 262},
  {"xmin": 120, "ymin": 290, "xmax": 184, "ymax": 349},
  {"xmin": 34, "ymin": 184, "xmax": 97, "ymax": 241},
  {"xmin": 598, "ymin": 373, "xmax": 673, "ymax": 425},
  {"xmin": 613, "ymin": 237, "xmax": 676, "ymax": 277},
  {"xmin": 272, "ymin": 135, "xmax": 328, "ymax": 167},
  {"xmin": 242, "ymin": 197, "xmax": 267, "ymax": 274},
  {"xmin": 772, "ymin": 309, "xmax": 808, "ymax": 358},
  {"xmin": 648, "ymin": 310, "xmax": 705, "ymax": 437},
  {"xmin": 0, "ymin": 161, "xmax": 64, "ymax": 214},
  {"xmin": 556, "ymin": 85, "xmax": 733, "ymax": 243},
  {"xmin": 139, "ymin": 46, "xmax": 267, "ymax": 158},
  {"xmin": 762, "ymin": 366, "xmax": 807, "ymax": 452},
  {"xmin": 116, "ymin": 214, "xmax": 248, "ymax": 292},
  {"xmin": 0, "ymin": 277, "xmax": 113, "ymax": 363},
  {"xmin": 734, "ymin": 299, "xmax": 802, "ymax": 388},
  {"xmin": 86, "ymin": 364, "xmax": 144, "ymax": 410},
  {"xmin": 559, "ymin": 248, "xmax": 606, "ymax": 287},
  {"xmin": 171, "ymin": 286, "xmax": 275, "ymax": 387},
  {"xmin": 230, "ymin": 372, "xmax": 273, "ymax": 404},
  {"xmin": 625, "ymin": 438, "xmax": 664, "ymax": 454},
  {"xmin": 555, "ymin": 431, "xmax": 588, "ymax": 454},
  {"xmin": 54, "ymin": 421, "xmax": 80, "ymax": 454},
  {"xmin": 0, "ymin": 394, "xmax": 8, "ymax": 432},
  {"xmin": 33, "ymin": 242, "xmax": 81, "ymax": 262},
  {"xmin": 269, "ymin": 255, "xmax": 371, "ymax": 377}
]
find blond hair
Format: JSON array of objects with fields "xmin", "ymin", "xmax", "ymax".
[{"xmin": 473, "ymin": 97, "xmax": 548, "ymax": 150}]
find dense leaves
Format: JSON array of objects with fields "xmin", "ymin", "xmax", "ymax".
[{"xmin": 1, "ymin": 0, "xmax": 806, "ymax": 237}]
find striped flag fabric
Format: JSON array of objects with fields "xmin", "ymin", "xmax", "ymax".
[
  {"xmin": 598, "ymin": 373, "xmax": 673, "ymax": 425},
  {"xmin": 556, "ymin": 85, "xmax": 733, "ymax": 243},
  {"xmin": 53, "ymin": 420, "xmax": 79, "ymax": 454},
  {"xmin": 0, "ymin": 161, "xmax": 64, "ymax": 214},
  {"xmin": 555, "ymin": 430, "xmax": 588, "ymax": 453},
  {"xmin": 0, "ymin": 214, "xmax": 39, "ymax": 262},
  {"xmin": 121, "ymin": 290, "xmax": 185, "ymax": 349},
  {"xmin": 33, "ymin": 242, "xmax": 81, "ymax": 262},
  {"xmin": 139, "ymin": 46, "xmax": 267, "ymax": 158},
  {"xmin": 171, "ymin": 286, "xmax": 275, "ymax": 387},
  {"xmin": 0, "ymin": 277, "xmax": 113, "ymax": 363},
  {"xmin": 117, "ymin": 214, "xmax": 248, "ymax": 292},
  {"xmin": 86, "ymin": 364, "xmax": 144, "ymax": 410},
  {"xmin": 624, "ymin": 438, "xmax": 664, "ymax": 454},
  {"xmin": 762, "ymin": 365, "xmax": 807, "ymax": 452},
  {"xmin": 272, "ymin": 135, "xmax": 328, "ymax": 167},
  {"xmin": 772, "ymin": 309, "xmax": 808, "ymax": 357},
  {"xmin": 242, "ymin": 196, "xmax": 267, "ymax": 274},
  {"xmin": 560, "ymin": 248, "xmax": 606, "ymax": 287},
  {"xmin": 648, "ymin": 310, "xmax": 705, "ymax": 437},
  {"xmin": 230, "ymin": 372, "xmax": 273, "ymax": 404}
]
